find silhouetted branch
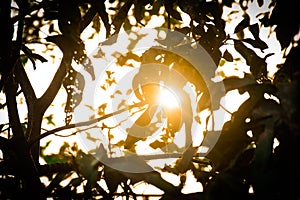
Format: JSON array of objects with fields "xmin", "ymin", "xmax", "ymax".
[
  {"xmin": 30, "ymin": 101, "xmax": 146, "ymax": 146},
  {"xmin": 15, "ymin": 61, "xmax": 37, "ymax": 103},
  {"xmin": 80, "ymin": 6, "xmax": 97, "ymax": 33}
]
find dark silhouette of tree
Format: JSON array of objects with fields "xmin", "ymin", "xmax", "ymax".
[{"xmin": 0, "ymin": 0, "xmax": 299, "ymax": 199}]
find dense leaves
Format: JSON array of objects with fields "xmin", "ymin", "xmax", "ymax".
[{"xmin": 0, "ymin": 0, "xmax": 299, "ymax": 199}]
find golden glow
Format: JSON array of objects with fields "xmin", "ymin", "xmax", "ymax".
[{"xmin": 158, "ymin": 87, "xmax": 180, "ymax": 109}]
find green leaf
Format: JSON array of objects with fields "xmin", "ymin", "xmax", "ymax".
[
  {"xmin": 20, "ymin": 55, "xmax": 28, "ymax": 66},
  {"xmin": 45, "ymin": 114, "xmax": 56, "ymax": 126},
  {"xmin": 76, "ymin": 151, "xmax": 100, "ymax": 187},
  {"xmin": 43, "ymin": 154, "xmax": 69, "ymax": 164}
]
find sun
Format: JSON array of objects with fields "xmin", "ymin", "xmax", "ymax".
[{"xmin": 158, "ymin": 86, "xmax": 180, "ymax": 109}]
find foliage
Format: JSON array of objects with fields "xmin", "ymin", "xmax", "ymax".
[{"xmin": 0, "ymin": 0, "xmax": 299, "ymax": 199}]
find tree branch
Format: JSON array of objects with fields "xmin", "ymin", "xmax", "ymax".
[
  {"xmin": 37, "ymin": 55, "xmax": 71, "ymax": 113},
  {"xmin": 30, "ymin": 101, "xmax": 146, "ymax": 146},
  {"xmin": 0, "ymin": 0, "xmax": 14, "ymax": 92},
  {"xmin": 80, "ymin": 5, "xmax": 98, "ymax": 33},
  {"xmin": 15, "ymin": 60, "xmax": 37, "ymax": 103},
  {"xmin": 11, "ymin": 2, "xmax": 45, "ymax": 24},
  {"xmin": 5, "ymin": 76, "xmax": 43, "ymax": 196}
]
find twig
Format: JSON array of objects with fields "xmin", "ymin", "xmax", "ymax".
[
  {"xmin": 53, "ymin": 125, "xmax": 98, "ymax": 138},
  {"xmin": 29, "ymin": 101, "xmax": 146, "ymax": 146},
  {"xmin": 0, "ymin": 90, "xmax": 22, "ymax": 109},
  {"xmin": 220, "ymin": 103, "xmax": 233, "ymax": 115}
]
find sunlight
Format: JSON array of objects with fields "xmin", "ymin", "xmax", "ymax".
[{"xmin": 158, "ymin": 86, "xmax": 180, "ymax": 109}]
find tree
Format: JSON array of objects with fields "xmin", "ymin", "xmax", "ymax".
[{"xmin": 0, "ymin": 0, "xmax": 299, "ymax": 199}]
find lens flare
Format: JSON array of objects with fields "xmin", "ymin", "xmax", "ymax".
[{"xmin": 158, "ymin": 86, "xmax": 180, "ymax": 109}]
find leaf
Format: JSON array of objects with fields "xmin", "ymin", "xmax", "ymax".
[
  {"xmin": 94, "ymin": 0, "xmax": 111, "ymax": 37},
  {"xmin": 43, "ymin": 154, "xmax": 69, "ymax": 164},
  {"xmin": 30, "ymin": 53, "xmax": 48, "ymax": 63},
  {"xmin": 104, "ymin": 166, "xmax": 125, "ymax": 194},
  {"xmin": 205, "ymin": 95, "xmax": 263, "ymax": 171},
  {"xmin": 97, "ymin": 103, "xmax": 107, "ymax": 116},
  {"xmin": 69, "ymin": 177, "xmax": 82, "ymax": 188},
  {"xmin": 92, "ymin": 14, "xmax": 101, "ymax": 33},
  {"xmin": 21, "ymin": 45, "xmax": 37, "ymax": 70},
  {"xmin": 20, "ymin": 45, "xmax": 47, "ymax": 70},
  {"xmin": 76, "ymin": 151, "xmax": 100, "ymax": 187},
  {"xmin": 175, "ymin": 146, "xmax": 197, "ymax": 173},
  {"xmin": 45, "ymin": 172, "xmax": 70, "ymax": 193},
  {"xmin": 163, "ymin": 0, "xmax": 182, "ymax": 21},
  {"xmin": 222, "ymin": 0, "xmax": 235, "ymax": 7},
  {"xmin": 243, "ymin": 38, "xmax": 268, "ymax": 51},
  {"xmin": 133, "ymin": 0, "xmax": 150, "ymax": 24},
  {"xmin": 112, "ymin": 0, "xmax": 134, "ymax": 34},
  {"xmin": 150, "ymin": 140, "xmax": 166, "ymax": 149},
  {"xmin": 123, "ymin": 17, "xmax": 132, "ymax": 31},
  {"xmin": 249, "ymin": 23, "xmax": 259, "ymax": 39},
  {"xmin": 223, "ymin": 49, "xmax": 233, "ymax": 62},
  {"xmin": 0, "ymin": 124, "xmax": 5, "ymax": 132},
  {"xmin": 234, "ymin": 40, "xmax": 267, "ymax": 79},
  {"xmin": 45, "ymin": 114, "xmax": 56, "ymax": 126},
  {"xmin": 126, "ymin": 89, "xmax": 132, "ymax": 95},
  {"xmin": 223, "ymin": 74, "xmax": 256, "ymax": 92},
  {"xmin": 234, "ymin": 14, "xmax": 250, "ymax": 34},
  {"xmin": 170, "ymin": 9, "xmax": 182, "ymax": 21},
  {"xmin": 175, "ymin": 26, "xmax": 191, "ymax": 35},
  {"xmin": 48, "ymin": 23, "xmax": 55, "ymax": 33},
  {"xmin": 103, "ymin": 154, "xmax": 179, "ymax": 193},
  {"xmin": 257, "ymin": 0, "xmax": 264, "ymax": 7}
]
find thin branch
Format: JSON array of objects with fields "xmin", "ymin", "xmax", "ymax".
[
  {"xmin": 29, "ymin": 101, "xmax": 146, "ymax": 146},
  {"xmin": 15, "ymin": 60, "xmax": 37, "ymax": 103},
  {"xmin": 37, "ymin": 55, "xmax": 70, "ymax": 113},
  {"xmin": 54, "ymin": 125, "xmax": 97, "ymax": 138},
  {"xmin": 0, "ymin": 89, "xmax": 22, "ymax": 109},
  {"xmin": 11, "ymin": 3, "xmax": 45, "ymax": 24},
  {"xmin": 80, "ymin": 6, "xmax": 97, "ymax": 33},
  {"xmin": 220, "ymin": 103, "xmax": 233, "ymax": 115}
]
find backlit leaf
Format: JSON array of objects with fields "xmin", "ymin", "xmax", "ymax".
[
  {"xmin": 243, "ymin": 38, "xmax": 268, "ymax": 51},
  {"xmin": 234, "ymin": 14, "xmax": 250, "ymax": 33},
  {"xmin": 234, "ymin": 40, "xmax": 267, "ymax": 79},
  {"xmin": 223, "ymin": 49, "xmax": 233, "ymax": 62},
  {"xmin": 112, "ymin": 0, "xmax": 134, "ymax": 34},
  {"xmin": 94, "ymin": 0, "xmax": 111, "ymax": 37},
  {"xmin": 249, "ymin": 23, "xmax": 259, "ymax": 39}
]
